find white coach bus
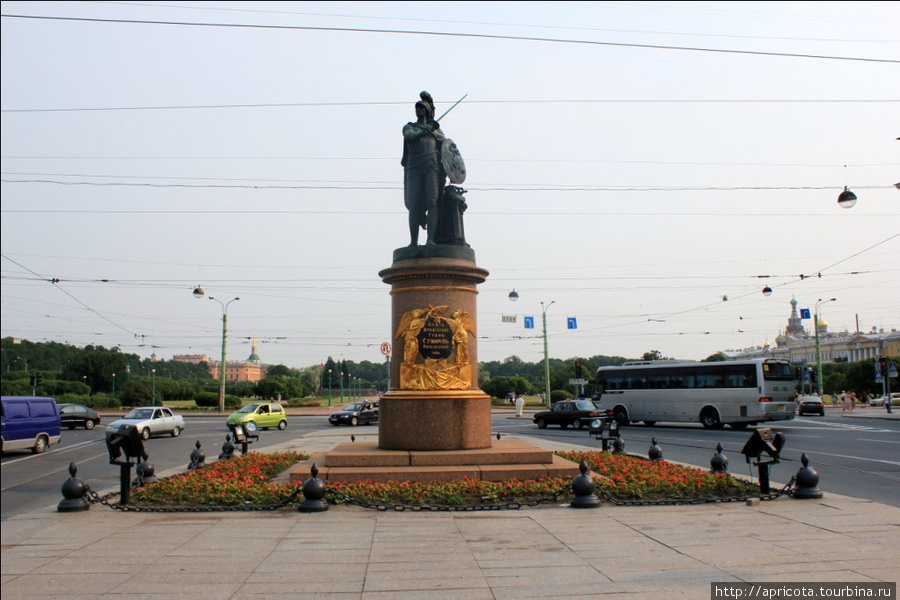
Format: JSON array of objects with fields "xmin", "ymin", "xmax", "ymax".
[{"xmin": 592, "ymin": 358, "xmax": 796, "ymax": 429}]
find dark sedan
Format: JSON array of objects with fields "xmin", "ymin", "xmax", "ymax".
[
  {"xmin": 533, "ymin": 399, "xmax": 605, "ymax": 430},
  {"xmin": 329, "ymin": 401, "xmax": 378, "ymax": 426},
  {"xmin": 59, "ymin": 403, "xmax": 101, "ymax": 430},
  {"xmin": 797, "ymin": 395, "xmax": 825, "ymax": 416}
]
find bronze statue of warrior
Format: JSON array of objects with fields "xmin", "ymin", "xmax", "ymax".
[{"xmin": 401, "ymin": 92, "xmax": 445, "ymax": 246}]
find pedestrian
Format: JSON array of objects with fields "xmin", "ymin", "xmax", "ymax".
[
  {"xmin": 831, "ymin": 392, "xmax": 838, "ymax": 409},
  {"xmin": 842, "ymin": 391, "xmax": 853, "ymax": 412}
]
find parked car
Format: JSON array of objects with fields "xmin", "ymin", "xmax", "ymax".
[
  {"xmin": 329, "ymin": 401, "xmax": 378, "ymax": 426},
  {"xmin": 1, "ymin": 396, "xmax": 61, "ymax": 454},
  {"xmin": 106, "ymin": 406, "xmax": 185, "ymax": 440},
  {"xmin": 872, "ymin": 392, "xmax": 900, "ymax": 407},
  {"xmin": 59, "ymin": 403, "xmax": 101, "ymax": 430},
  {"xmin": 533, "ymin": 399, "xmax": 605, "ymax": 430},
  {"xmin": 226, "ymin": 402, "xmax": 287, "ymax": 433},
  {"xmin": 797, "ymin": 395, "xmax": 825, "ymax": 416}
]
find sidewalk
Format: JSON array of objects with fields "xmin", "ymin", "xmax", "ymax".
[{"xmin": 2, "ymin": 429, "xmax": 898, "ymax": 599}]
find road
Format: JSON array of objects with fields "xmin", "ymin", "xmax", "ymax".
[
  {"xmin": 497, "ymin": 411, "xmax": 900, "ymax": 508},
  {"xmin": 0, "ymin": 415, "xmax": 329, "ymax": 521},
  {"xmin": 3, "ymin": 411, "xmax": 897, "ymax": 521}
]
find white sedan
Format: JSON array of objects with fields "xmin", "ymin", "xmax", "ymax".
[{"xmin": 106, "ymin": 406, "xmax": 185, "ymax": 440}]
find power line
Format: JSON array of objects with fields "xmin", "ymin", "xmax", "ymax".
[
  {"xmin": 1, "ymin": 177, "xmax": 893, "ymax": 194},
  {"xmin": 3, "ymin": 98, "xmax": 897, "ymax": 113},
  {"xmin": 2, "ymin": 156, "xmax": 895, "ymax": 169},
  {"xmin": 0, "ymin": 253, "xmax": 144, "ymax": 338},
  {"xmin": 94, "ymin": 1, "xmax": 900, "ymax": 42},
  {"xmin": 2, "ymin": 13, "xmax": 896, "ymax": 65}
]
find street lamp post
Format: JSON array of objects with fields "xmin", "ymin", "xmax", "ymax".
[
  {"xmin": 340, "ymin": 372, "xmax": 345, "ymax": 403},
  {"xmin": 112, "ymin": 373, "xmax": 116, "ymax": 395},
  {"xmin": 151, "ymin": 368, "xmax": 156, "ymax": 406},
  {"xmin": 208, "ymin": 295, "xmax": 240, "ymax": 414},
  {"xmin": 542, "ymin": 301, "xmax": 556, "ymax": 409},
  {"xmin": 328, "ymin": 369, "xmax": 333, "ymax": 406},
  {"xmin": 814, "ymin": 298, "xmax": 836, "ymax": 396}
]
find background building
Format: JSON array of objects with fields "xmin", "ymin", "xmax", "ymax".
[{"xmin": 724, "ymin": 298, "xmax": 899, "ymax": 364}]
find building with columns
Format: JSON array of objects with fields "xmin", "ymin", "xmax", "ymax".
[{"xmin": 724, "ymin": 297, "xmax": 899, "ymax": 365}]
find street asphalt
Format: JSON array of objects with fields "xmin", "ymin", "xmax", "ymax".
[{"xmin": 1, "ymin": 409, "xmax": 897, "ymax": 599}]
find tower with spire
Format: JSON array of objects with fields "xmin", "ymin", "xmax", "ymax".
[
  {"xmin": 785, "ymin": 296, "xmax": 806, "ymax": 337},
  {"xmin": 247, "ymin": 330, "xmax": 261, "ymax": 363}
]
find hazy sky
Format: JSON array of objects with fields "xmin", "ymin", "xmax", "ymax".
[{"xmin": 2, "ymin": 1, "xmax": 898, "ymax": 370}]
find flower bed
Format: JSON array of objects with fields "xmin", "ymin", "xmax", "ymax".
[
  {"xmin": 129, "ymin": 449, "xmax": 759, "ymax": 508},
  {"xmin": 558, "ymin": 450, "xmax": 759, "ymax": 500},
  {"xmin": 131, "ymin": 451, "xmax": 305, "ymax": 506}
]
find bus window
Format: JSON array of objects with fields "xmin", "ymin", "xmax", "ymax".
[{"xmin": 697, "ymin": 373, "xmax": 724, "ymax": 388}]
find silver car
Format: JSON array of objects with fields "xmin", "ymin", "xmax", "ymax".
[{"xmin": 106, "ymin": 406, "xmax": 185, "ymax": 440}]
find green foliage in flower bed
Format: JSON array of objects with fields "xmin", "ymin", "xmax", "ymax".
[{"xmin": 558, "ymin": 450, "xmax": 760, "ymax": 500}]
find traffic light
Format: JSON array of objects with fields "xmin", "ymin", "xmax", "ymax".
[
  {"xmin": 36, "ymin": 372, "xmax": 43, "ymax": 386},
  {"xmin": 574, "ymin": 360, "xmax": 582, "ymax": 378},
  {"xmin": 879, "ymin": 357, "xmax": 888, "ymax": 373}
]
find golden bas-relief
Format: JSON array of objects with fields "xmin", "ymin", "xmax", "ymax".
[{"xmin": 396, "ymin": 305, "xmax": 475, "ymax": 390}]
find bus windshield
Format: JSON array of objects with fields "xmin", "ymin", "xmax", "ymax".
[{"xmin": 762, "ymin": 362, "xmax": 793, "ymax": 381}]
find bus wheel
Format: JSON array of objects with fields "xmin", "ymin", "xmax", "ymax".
[
  {"xmin": 700, "ymin": 408, "xmax": 723, "ymax": 429},
  {"xmin": 613, "ymin": 407, "xmax": 630, "ymax": 427}
]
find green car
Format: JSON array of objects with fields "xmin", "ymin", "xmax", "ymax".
[{"xmin": 226, "ymin": 402, "xmax": 287, "ymax": 433}]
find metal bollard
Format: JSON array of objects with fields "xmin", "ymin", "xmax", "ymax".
[
  {"xmin": 570, "ymin": 460, "xmax": 600, "ymax": 508},
  {"xmin": 710, "ymin": 443, "xmax": 729, "ymax": 474},
  {"xmin": 648, "ymin": 437, "xmax": 663, "ymax": 461},
  {"xmin": 299, "ymin": 463, "xmax": 329, "ymax": 512},
  {"xmin": 188, "ymin": 440, "xmax": 206, "ymax": 470},
  {"xmin": 58, "ymin": 462, "xmax": 90, "ymax": 512},
  {"xmin": 132, "ymin": 459, "xmax": 158, "ymax": 488},
  {"xmin": 218, "ymin": 433, "xmax": 236, "ymax": 460},
  {"xmin": 791, "ymin": 453, "xmax": 823, "ymax": 499}
]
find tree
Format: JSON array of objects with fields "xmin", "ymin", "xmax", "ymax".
[
  {"xmin": 702, "ymin": 352, "xmax": 727, "ymax": 362},
  {"xmin": 257, "ymin": 375, "xmax": 305, "ymax": 400},
  {"xmin": 641, "ymin": 350, "xmax": 668, "ymax": 362},
  {"xmin": 266, "ymin": 364, "xmax": 295, "ymax": 378},
  {"xmin": 481, "ymin": 375, "xmax": 532, "ymax": 399}
]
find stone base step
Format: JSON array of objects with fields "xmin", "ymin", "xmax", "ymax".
[{"xmin": 285, "ymin": 438, "xmax": 580, "ymax": 483}]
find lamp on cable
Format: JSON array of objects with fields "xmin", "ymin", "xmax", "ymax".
[
  {"xmin": 837, "ymin": 165, "xmax": 857, "ymax": 209},
  {"xmin": 508, "ymin": 289, "xmax": 519, "ymax": 302},
  {"xmin": 837, "ymin": 187, "xmax": 857, "ymax": 209},
  {"xmin": 762, "ymin": 285, "xmax": 773, "ymax": 297}
]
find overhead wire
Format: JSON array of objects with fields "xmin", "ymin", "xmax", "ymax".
[{"xmin": 1, "ymin": 13, "xmax": 897, "ymax": 65}]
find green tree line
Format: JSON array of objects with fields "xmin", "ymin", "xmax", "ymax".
[{"xmin": 4, "ymin": 338, "xmax": 886, "ymax": 406}]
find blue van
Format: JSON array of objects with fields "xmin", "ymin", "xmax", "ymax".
[{"xmin": 1, "ymin": 396, "xmax": 61, "ymax": 454}]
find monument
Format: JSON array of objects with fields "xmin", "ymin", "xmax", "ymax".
[
  {"xmin": 379, "ymin": 90, "xmax": 491, "ymax": 450},
  {"xmin": 288, "ymin": 91, "xmax": 578, "ymax": 484}
]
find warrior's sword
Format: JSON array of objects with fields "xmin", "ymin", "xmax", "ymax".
[{"xmin": 436, "ymin": 94, "xmax": 468, "ymax": 122}]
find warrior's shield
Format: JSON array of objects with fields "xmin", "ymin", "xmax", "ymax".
[{"xmin": 441, "ymin": 139, "xmax": 466, "ymax": 184}]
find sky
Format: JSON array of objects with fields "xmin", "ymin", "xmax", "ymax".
[{"xmin": 1, "ymin": 1, "xmax": 898, "ymax": 371}]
